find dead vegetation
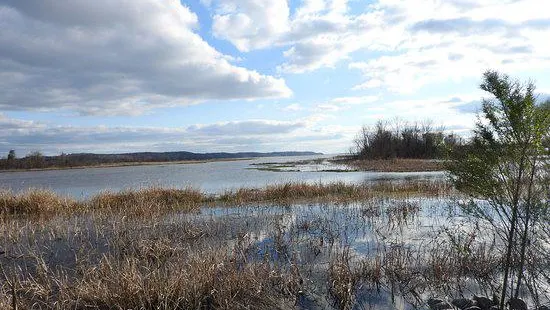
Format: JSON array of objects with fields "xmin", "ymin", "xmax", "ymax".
[
  {"xmin": 0, "ymin": 180, "xmax": 452, "ymax": 218},
  {"xmin": 0, "ymin": 181, "xmax": 546, "ymax": 309},
  {"xmin": 334, "ymin": 157, "xmax": 444, "ymax": 172}
]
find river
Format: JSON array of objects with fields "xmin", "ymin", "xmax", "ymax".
[{"xmin": 0, "ymin": 155, "xmax": 444, "ymax": 198}]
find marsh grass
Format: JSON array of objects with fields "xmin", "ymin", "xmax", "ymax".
[
  {"xmin": 57, "ymin": 252, "xmax": 294, "ymax": 309},
  {"xmin": 0, "ymin": 189, "xmax": 78, "ymax": 217},
  {"xmin": 356, "ymin": 228, "xmax": 503, "ymax": 306},
  {"xmin": 5, "ymin": 246, "xmax": 297, "ymax": 309},
  {"xmin": 329, "ymin": 247, "xmax": 363, "ymax": 310},
  {"xmin": 1, "ymin": 180, "xmax": 531, "ymax": 309},
  {"xmin": 88, "ymin": 186, "xmax": 204, "ymax": 216},
  {"xmin": 0, "ymin": 180, "xmax": 452, "ymax": 218},
  {"xmin": 333, "ymin": 158, "xmax": 444, "ymax": 172},
  {"xmin": 218, "ymin": 181, "xmax": 452, "ymax": 205},
  {"xmin": 0, "ymin": 211, "xmax": 302, "ymax": 309}
]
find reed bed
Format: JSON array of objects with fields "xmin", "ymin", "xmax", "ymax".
[
  {"xmin": 88, "ymin": 186, "xmax": 204, "ymax": 215},
  {"xmin": 218, "ymin": 180, "xmax": 451, "ymax": 205},
  {"xmin": 1, "ymin": 180, "xmax": 536, "ymax": 309},
  {"xmin": 13, "ymin": 250, "xmax": 296, "ymax": 309},
  {"xmin": 333, "ymin": 158, "xmax": 444, "ymax": 172},
  {"xmin": 0, "ymin": 189, "xmax": 79, "ymax": 217},
  {"xmin": 0, "ymin": 180, "xmax": 453, "ymax": 217}
]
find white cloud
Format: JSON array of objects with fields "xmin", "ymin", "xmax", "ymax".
[
  {"xmin": 208, "ymin": 0, "xmax": 377, "ymax": 73},
  {"xmin": 281, "ymin": 103, "xmax": 303, "ymax": 112},
  {"xmin": 0, "ymin": 116, "xmax": 352, "ymax": 154},
  {"xmin": 0, "ymin": 0, "xmax": 292, "ymax": 115},
  {"xmin": 209, "ymin": 0, "xmax": 550, "ymax": 91},
  {"xmin": 211, "ymin": 0, "xmax": 290, "ymax": 51},
  {"xmin": 187, "ymin": 119, "xmax": 306, "ymax": 135},
  {"xmin": 315, "ymin": 95, "xmax": 378, "ymax": 112},
  {"xmin": 351, "ymin": 1, "xmax": 550, "ymax": 92}
]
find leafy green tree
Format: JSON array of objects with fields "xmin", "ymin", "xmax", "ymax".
[
  {"xmin": 447, "ymin": 71, "xmax": 550, "ymax": 309},
  {"xmin": 7, "ymin": 149, "xmax": 15, "ymax": 161}
]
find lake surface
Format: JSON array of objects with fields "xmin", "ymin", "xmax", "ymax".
[{"xmin": 0, "ymin": 155, "xmax": 444, "ymax": 198}]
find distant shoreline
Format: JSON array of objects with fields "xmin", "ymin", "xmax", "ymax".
[
  {"xmin": 0, "ymin": 157, "xmax": 253, "ymax": 173},
  {"xmin": 0, "ymin": 151, "xmax": 322, "ymax": 173}
]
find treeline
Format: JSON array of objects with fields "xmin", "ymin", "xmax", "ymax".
[
  {"xmin": 0, "ymin": 150, "xmax": 322, "ymax": 170},
  {"xmin": 353, "ymin": 120, "xmax": 463, "ymax": 160}
]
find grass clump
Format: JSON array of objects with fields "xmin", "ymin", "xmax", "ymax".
[
  {"xmin": 88, "ymin": 187, "xmax": 204, "ymax": 214},
  {"xmin": 0, "ymin": 189, "xmax": 78, "ymax": 217},
  {"xmin": 218, "ymin": 181, "xmax": 451, "ymax": 205},
  {"xmin": 53, "ymin": 252, "xmax": 293, "ymax": 309}
]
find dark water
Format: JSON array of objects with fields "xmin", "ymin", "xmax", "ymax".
[{"xmin": 0, "ymin": 155, "xmax": 444, "ymax": 198}]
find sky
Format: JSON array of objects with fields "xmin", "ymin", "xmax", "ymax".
[{"xmin": 0, "ymin": 0, "xmax": 549, "ymax": 155}]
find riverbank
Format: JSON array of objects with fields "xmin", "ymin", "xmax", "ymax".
[
  {"xmin": 332, "ymin": 157, "xmax": 444, "ymax": 172},
  {"xmin": 0, "ymin": 157, "xmax": 252, "ymax": 173},
  {"xmin": 249, "ymin": 157, "xmax": 445, "ymax": 173}
]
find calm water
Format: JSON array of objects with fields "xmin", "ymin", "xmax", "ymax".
[
  {"xmin": 180, "ymin": 198, "xmax": 459, "ymax": 309},
  {"xmin": 0, "ymin": 155, "xmax": 444, "ymax": 198}
]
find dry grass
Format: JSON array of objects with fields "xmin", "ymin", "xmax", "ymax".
[
  {"xmin": 336, "ymin": 158, "xmax": 444, "ymax": 172},
  {"xmin": 0, "ymin": 187, "xmax": 526, "ymax": 309},
  {"xmin": 6, "ymin": 245, "xmax": 297, "ymax": 309},
  {"xmin": 1, "ymin": 180, "xmax": 501, "ymax": 309},
  {"xmin": 0, "ymin": 180, "xmax": 452, "ymax": 218},
  {"xmin": 0, "ymin": 189, "xmax": 78, "ymax": 217},
  {"xmin": 218, "ymin": 181, "xmax": 452, "ymax": 205},
  {"xmin": 1, "ymin": 211, "xmax": 303, "ymax": 309},
  {"xmin": 88, "ymin": 187, "xmax": 204, "ymax": 215},
  {"xmin": 357, "ymin": 231, "xmax": 502, "ymax": 305},
  {"xmin": 329, "ymin": 248, "xmax": 362, "ymax": 310},
  {"xmin": 58, "ymin": 253, "xmax": 293, "ymax": 309}
]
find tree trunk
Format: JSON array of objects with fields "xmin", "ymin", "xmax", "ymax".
[{"xmin": 514, "ymin": 159, "xmax": 537, "ymax": 298}]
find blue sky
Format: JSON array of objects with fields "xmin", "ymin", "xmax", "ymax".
[{"xmin": 0, "ymin": 0, "xmax": 549, "ymax": 155}]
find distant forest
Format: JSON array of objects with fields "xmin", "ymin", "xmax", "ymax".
[{"xmin": 0, "ymin": 151, "xmax": 321, "ymax": 170}]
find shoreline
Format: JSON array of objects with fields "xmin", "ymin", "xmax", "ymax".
[
  {"xmin": 0, "ymin": 157, "xmax": 253, "ymax": 173},
  {"xmin": 331, "ymin": 157, "xmax": 445, "ymax": 172},
  {"xmin": 0, "ymin": 157, "xmax": 446, "ymax": 174},
  {"xmin": 250, "ymin": 157, "xmax": 446, "ymax": 173}
]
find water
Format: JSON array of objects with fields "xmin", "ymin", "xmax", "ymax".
[
  {"xmin": 3, "ymin": 190, "xmax": 546, "ymax": 308},
  {"xmin": 179, "ymin": 198, "xmax": 461, "ymax": 309},
  {"xmin": 0, "ymin": 155, "xmax": 444, "ymax": 198}
]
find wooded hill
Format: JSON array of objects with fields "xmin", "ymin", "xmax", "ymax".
[{"xmin": 0, "ymin": 151, "xmax": 322, "ymax": 170}]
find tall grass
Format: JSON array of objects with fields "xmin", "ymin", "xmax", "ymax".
[
  {"xmin": 218, "ymin": 181, "xmax": 451, "ymax": 205},
  {"xmin": 89, "ymin": 186, "xmax": 204, "ymax": 215},
  {"xmin": 4, "ymin": 244, "xmax": 297, "ymax": 309},
  {"xmin": 2, "ymin": 180, "xmax": 497, "ymax": 309},
  {"xmin": 0, "ymin": 189, "xmax": 78, "ymax": 216},
  {"xmin": 0, "ymin": 180, "xmax": 452, "ymax": 217},
  {"xmin": 1, "ymin": 186, "xmax": 542, "ymax": 309}
]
